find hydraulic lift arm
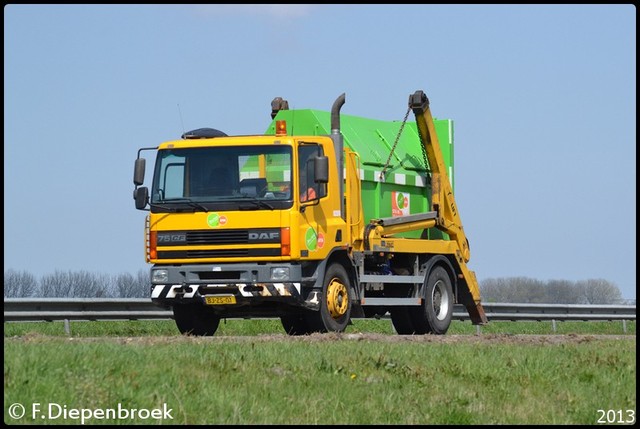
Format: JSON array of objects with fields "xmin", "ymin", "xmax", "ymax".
[
  {"xmin": 409, "ymin": 90, "xmax": 470, "ymax": 260},
  {"xmin": 409, "ymin": 90, "xmax": 487, "ymax": 324}
]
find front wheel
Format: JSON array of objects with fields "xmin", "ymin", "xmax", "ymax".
[
  {"xmin": 409, "ymin": 265, "xmax": 454, "ymax": 335},
  {"xmin": 173, "ymin": 303, "xmax": 220, "ymax": 336},
  {"xmin": 281, "ymin": 312, "xmax": 313, "ymax": 336},
  {"xmin": 306, "ymin": 263, "xmax": 352, "ymax": 333}
]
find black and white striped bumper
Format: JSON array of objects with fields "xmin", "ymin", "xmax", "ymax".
[{"xmin": 151, "ymin": 282, "xmax": 302, "ymax": 301}]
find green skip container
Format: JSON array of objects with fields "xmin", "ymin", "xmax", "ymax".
[{"xmin": 267, "ymin": 109, "xmax": 454, "ymax": 239}]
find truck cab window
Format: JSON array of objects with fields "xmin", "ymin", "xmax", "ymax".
[
  {"xmin": 151, "ymin": 145, "xmax": 293, "ymax": 208},
  {"xmin": 299, "ymin": 144, "xmax": 326, "ymax": 202}
]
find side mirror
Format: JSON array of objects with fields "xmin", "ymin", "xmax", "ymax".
[
  {"xmin": 314, "ymin": 156, "xmax": 329, "ymax": 184},
  {"xmin": 134, "ymin": 187, "xmax": 149, "ymax": 210},
  {"xmin": 134, "ymin": 158, "xmax": 146, "ymax": 186}
]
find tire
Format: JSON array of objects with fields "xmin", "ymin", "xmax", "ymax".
[
  {"xmin": 387, "ymin": 282, "xmax": 416, "ymax": 334},
  {"xmin": 390, "ymin": 307, "xmax": 417, "ymax": 335},
  {"xmin": 173, "ymin": 303, "xmax": 220, "ymax": 336},
  {"xmin": 281, "ymin": 313, "xmax": 313, "ymax": 336},
  {"xmin": 363, "ymin": 305, "xmax": 387, "ymax": 319},
  {"xmin": 306, "ymin": 263, "xmax": 352, "ymax": 333},
  {"xmin": 409, "ymin": 265, "xmax": 454, "ymax": 335}
]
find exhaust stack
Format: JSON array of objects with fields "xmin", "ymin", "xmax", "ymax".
[{"xmin": 330, "ymin": 93, "xmax": 346, "ymax": 220}]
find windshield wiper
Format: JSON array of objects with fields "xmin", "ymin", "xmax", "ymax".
[
  {"xmin": 149, "ymin": 203, "xmax": 178, "ymax": 212},
  {"xmin": 160, "ymin": 198, "xmax": 210, "ymax": 212},
  {"xmin": 238, "ymin": 198, "xmax": 275, "ymax": 211}
]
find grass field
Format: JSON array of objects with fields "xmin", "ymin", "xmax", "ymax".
[
  {"xmin": 3, "ymin": 317, "xmax": 636, "ymax": 337},
  {"xmin": 4, "ymin": 319, "xmax": 636, "ymax": 425}
]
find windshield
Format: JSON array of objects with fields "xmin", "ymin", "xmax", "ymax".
[{"xmin": 151, "ymin": 145, "xmax": 292, "ymax": 211}]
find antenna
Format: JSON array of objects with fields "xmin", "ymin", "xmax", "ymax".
[
  {"xmin": 291, "ymin": 105, "xmax": 294, "ymax": 136},
  {"xmin": 177, "ymin": 103, "xmax": 186, "ymax": 137}
]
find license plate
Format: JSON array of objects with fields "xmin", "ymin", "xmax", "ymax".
[{"xmin": 204, "ymin": 295, "xmax": 236, "ymax": 305}]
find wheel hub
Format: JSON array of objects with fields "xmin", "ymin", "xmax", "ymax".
[
  {"xmin": 326, "ymin": 278, "xmax": 348, "ymax": 318},
  {"xmin": 431, "ymin": 279, "xmax": 450, "ymax": 321}
]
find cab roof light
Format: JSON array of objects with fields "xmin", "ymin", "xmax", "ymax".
[{"xmin": 275, "ymin": 120, "xmax": 287, "ymax": 136}]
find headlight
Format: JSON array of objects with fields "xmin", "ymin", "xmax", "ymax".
[
  {"xmin": 152, "ymin": 269, "xmax": 169, "ymax": 283},
  {"xmin": 270, "ymin": 267, "xmax": 290, "ymax": 281}
]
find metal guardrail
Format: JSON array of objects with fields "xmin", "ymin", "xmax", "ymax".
[
  {"xmin": 3, "ymin": 298, "xmax": 171, "ymax": 322},
  {"xmin": 3, "ymin": 298, "xmax": 636, "ymax": 323},
  {"xmin": 459, "ymin": 302, "xmax": 636, "ymax": 322}
]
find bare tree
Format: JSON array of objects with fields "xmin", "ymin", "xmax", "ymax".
[
  {"xmin": 545, "ymin": 279, "xmax": 578, "ymax": 304},
  {"xmin": 39, "ymin": 270, "xmax": 73, "ymax": 297},
  {"xmin": 576, "ymin": 278, "xmax": 623, "ymax": 304},
  {"xmin": 114, "ymin": 269, "xmax": 149, "ymax": 298},
  {"xmin": 481, "ymin": 276, "xmax": 626, "ymax": 304},
  {"xmin": 73, "ymin": 271, "xmax": 112, "ymax": 297},
  {"xmin": 514, "ymin": 277, "xmax": 547, "ymax": 303},
  {"xmin": 136, "ymin": 269, "xmax": 150, "ymax": 297},
  {"xmin": 481, "ymin": 276, "xmax": 546, "ymax": 303},
  {"xmin": 38, "ymin": 270, "xmax": 112, "ymax": 297},
  {"xmin": 480, "ymin": 277, "xmax": 512, "ymax": 302},
  {"xmin": 4, "ymin": 269, "xmax": 38, "ymax": 298}
]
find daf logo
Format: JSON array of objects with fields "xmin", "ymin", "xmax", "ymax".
[
  {"xmin": 249, "ymin": 232, "xmax": 279, "ymax": 240},
  {"xmin": 248, "ymin": 230, "xmax": 280, "ymax": 243}
]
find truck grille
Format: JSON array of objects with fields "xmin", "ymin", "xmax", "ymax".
[
  {"xmin": 158, "ymin": 248, "xmax": 281, "ymax": 258},
  {"xmin": 187, "ymin": 230, "xmax": 248, "ymax": 245},
  {"xmin": 155, "ymin": 228, "xmax": 281, "ymax": 260},
  {"xmin": 157, "ymin": 228, "xmax": 280, "ymax": 246}
]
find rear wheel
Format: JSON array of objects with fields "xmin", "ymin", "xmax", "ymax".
[
  {"xmin": 173, "ymin": 303, "xmax": 220, "ymax": 336},
  {"xmin": 409, "ymin": 266, "xmax": 454, "ymax": 335},
  {"xmin": 387, "ymin": 283, "xmax": 416, "ymax": 334},
  {"xmin": 390, "ymin": 307, "xmax": 416, "ymax": 334},
  {"xmin": 306, "ymin": 263, "xmax": 352, "ymax": 333}
]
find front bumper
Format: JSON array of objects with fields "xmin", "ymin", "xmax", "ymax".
[
  {"xmin": 148, "ymin": 262, "xmax": 321, "ymax": 310},
  {"xmin": 151, "ymin": 281, "xmax": 302, "ymax": 302}
]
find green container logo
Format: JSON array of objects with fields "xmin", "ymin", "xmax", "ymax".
[
  {"xmin": 392, "ymin": 191, "xmax": 410, "ymax": 217},
  {"xmin": 305, "ymin": 227, "xmax": 317, "ymax": 251},
  {"xmin": 207, "ymin": 213, "xmax": 227, "ymax": 228},
  {"xmin": 305, "ymin": 227, "xmax": 325, "ymax": 251}
]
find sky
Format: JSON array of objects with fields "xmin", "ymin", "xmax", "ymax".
[{"xmin": 4, "ymin": 4, "xmax": 636, "ymax": 300}]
